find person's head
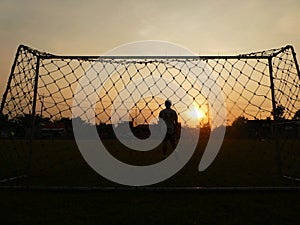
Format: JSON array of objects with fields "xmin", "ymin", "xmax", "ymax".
[{"xmin": 165, "ymin": 99, "xmax": 172, "ymax": 109}]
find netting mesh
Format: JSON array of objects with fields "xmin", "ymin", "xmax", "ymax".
[
  {"xmin": 0, "ymin": 45, "xmax": 300, "ymax": 187},
  {"xmin": 3, "ymin": 45, "xmax": 299, "ymax": 125}
]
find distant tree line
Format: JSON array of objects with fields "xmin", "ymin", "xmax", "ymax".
[
  {"xmin": 1, "ymin": 105, "xmax": 300, "ymax": 139},
  {"xmin": 227, "ymin": 105, "xmax": 300, "ymax": 139}
]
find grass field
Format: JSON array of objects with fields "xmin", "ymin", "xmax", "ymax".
[
  {"xmin": 1, "ymin": 138, "xmax": 299, "ymax": 187},
  {"xmin": 0, "ymin": 138, "xmax": 300, "ymax": 224},
  {"xmin": 1, "ymin": 189, "xmax": 300, "ymax": 225}
]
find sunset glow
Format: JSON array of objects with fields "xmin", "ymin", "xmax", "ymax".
[
  {"xmin": 188, "ymin": 107, "xmax": 205, "ymax": 120},
  {"xmin": 185, "ymin": 103, "xmax": 206, "ymax": 127}
]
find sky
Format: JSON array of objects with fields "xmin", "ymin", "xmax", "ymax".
[{"xmin": 1, "ymin": 0, "xmax": 300, "ymax": 100}]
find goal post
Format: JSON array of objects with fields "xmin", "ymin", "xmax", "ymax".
[{"xmin": 0, "ymin": 44, "xmax": 300, "ymax": 188}]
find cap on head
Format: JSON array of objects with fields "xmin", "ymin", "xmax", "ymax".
[{"xmin": 165, "ymin": 99, "xmax": 172, "ymax": 108}]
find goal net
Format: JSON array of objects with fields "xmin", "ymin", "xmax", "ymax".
[{"xmin": 0, "ymin": 44, "xmax": 299, "ymax": 188}]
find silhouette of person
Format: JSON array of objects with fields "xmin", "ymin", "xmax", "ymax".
[{"xmin": 159, "ymin": 99, "xmax": 179, "ymax": 158}]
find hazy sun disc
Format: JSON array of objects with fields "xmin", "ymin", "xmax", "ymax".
[
  {"xmin": 188, "ymin": 108, "xmax": 205, "ymax": 120},
  {"xmin": 187, "ymin": 105, "xmax": 205, "ymax": 124}
]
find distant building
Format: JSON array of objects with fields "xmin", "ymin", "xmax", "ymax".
[{"xmin": 40, "ymin": 122, "xmax": 65, "ymax": 138}]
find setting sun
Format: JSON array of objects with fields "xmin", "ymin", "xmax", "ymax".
[
  {"xmin": 187, "ymin": 105, "xmax": 205, "ymax": 121},
  {"xmin": 189, "ymin": 108, "xmax": 205, "ymax": 120}
]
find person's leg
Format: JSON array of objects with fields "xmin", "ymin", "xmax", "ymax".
[
  {"xmin": 170, "ymin": 133, "xmax": 177, "ymax": 150},
  {"xmin": 162, "ymin": 140, "xmax": 167, "ymax": 159},
  {"xmin": 162, "ymin": 134, "xmax": 170, "ymax": 159}
]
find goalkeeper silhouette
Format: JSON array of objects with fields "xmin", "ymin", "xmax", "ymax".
[{"xmin": 159, "ymin": 99, "xmax": 179, "ymax": 158}]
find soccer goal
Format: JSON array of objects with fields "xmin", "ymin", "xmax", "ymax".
[{"xmin": 0, "ymin": 44, "xmax": 299, "ymax": 189}]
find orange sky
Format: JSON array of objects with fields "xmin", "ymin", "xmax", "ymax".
[{"xmin": 1, "ymin": 0, "xmax": 300, "ymax": 110}]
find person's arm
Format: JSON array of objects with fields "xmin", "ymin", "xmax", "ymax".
[
  {"xmin": 175, "ymin": 113, "xmax": 178, "ymax": 126},
  {"xmin": 174, "ymin": 111, "xmax": 179, "ymax": 130},
  {"xmin": 174, "ymin": 112, "xmax": 180, "ymax": 139},
  {"xmin": 159, "ymin": 111, "xmax": 162, "ymax": 119}
]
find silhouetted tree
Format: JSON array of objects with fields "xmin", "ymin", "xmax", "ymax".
[
  {"xmin": 293, "ymin": 109, "xmax": 300, "ymax": 120},
  {"xmin": 0, "ymin": 113, "xmax": 10, "ymax": 131},
  {"xmin": 0, "ymin": 113, "xmax": 8, "ymax": 122},
  {"xmin": 229, "ymin": 116, "xmax": 248, "ymax": 138},
  {"xmin": 232, "ymin": 116, "xmax": 248, "ymax": 128},
  {"xmin": 0, "ymin": 113, "xmax": 9, "ymax": 127},
  {"xmin": 271, "ymin": 104, "xmax": 285, "ymax": 120}
]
